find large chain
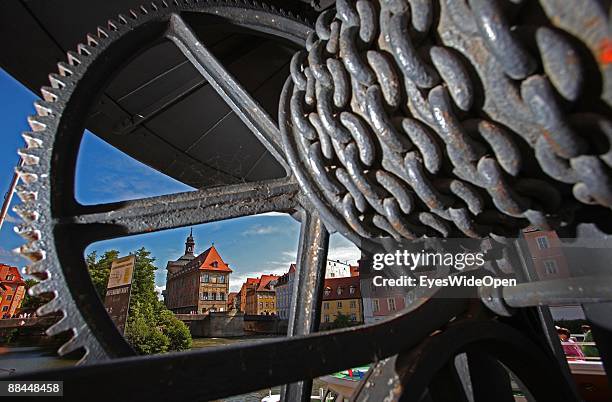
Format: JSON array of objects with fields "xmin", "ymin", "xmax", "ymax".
[{"xmin": 284, "ymin": 0, "xmax": 612, "ymax": 244}]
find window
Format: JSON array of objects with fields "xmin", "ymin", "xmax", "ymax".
[
  {"xmin": 211, "ymin": 261, "xmax": 218, "ymax": 268},
  {"xmin": 218, "ymin": 275, "xmax": 225, "ymax": 284},
  {"xmin": 324, "ymin": 302, "xmax": 329, "ymax": 310},
  {"xmin": 211, "ymin": 275, "xmax": 217, "ymax": 284},
  {"xmin": 211, "ymin": 292, "xmax": 217, "ymax": 301},
  {"xmin": 1, "ymin": 306, "xmax": 7, "ymax": 312},
  {"xmin": 388, "ymin": 298, "xmax": 396, "ymax": 311},
  {"xmin": 6, "ymin": 295, "xmax": 12, "ymax": 301},
  {"xmin": 337, "ymin": 286, "xmax": 343, "ymax": 295},
  {"xmin": 201, "ymin": 292, "xmax": 209, "ymax": 301},
  {"xmin": 373, "ymin": 299, "xmax": 380, "ymax": 313},
  {"xmin": 324, "ymin": 287, "xmax": 331, "ymax": 296},
  {"xmin": 536, "ymin": 236, "xmax": 549, "ymax": 249},
  {"xmin": 349, "ymin": 285, "xmax": 355, "ymax": 295},
  {"xmin": 6, "ymin": 275, "xmax": 14, "ymax": 281},
  {"xmin": 219, "ymin": 293, "xmax": 225, "ymax": 301},
  {"xmin": 201, "ymin": 273, "xmax": 209, "ymax": 283},
  {"xmin": 350, "ymin": 300, "xmax": 356, "ymax": 308},
  {"xmin": 329, "ymin": 272, "xmax": 335, "ymax": 277},
  {"xmin": 350, "ymin": 314, "xmax": 357, "ymax": 321},
  {"xmin": 544, "ymin": 260, "xmax": 558, "ymax": 275},
  {"xmin": 337, "ymin": 301, "xmax": 343, "ymax": 308},
  {"xmin": 324, "ymin": 314, "xmax": 330, "ymax": 323},
  {"xmin": 259, "ymin": 302, "xmax": 263, "ymax": 309}
]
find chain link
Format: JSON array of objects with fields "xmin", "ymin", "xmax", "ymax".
[{"xmin": 285, "ymin": 0, "xmax": 612, "ymax": 243}]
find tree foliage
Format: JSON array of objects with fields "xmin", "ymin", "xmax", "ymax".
[
  {"xmin": 21, "ymin": 278, "xmax": 51, "ymax": 311},
  {"xmin": 330, "ymin": 312, "xmax": 353, "ymax": 329},
  {"xmin": 86, "ymin": 247, "xmax": 191, "ymax": 354}
]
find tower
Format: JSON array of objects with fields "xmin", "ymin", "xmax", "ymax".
[{"xmin": 185, "ymin": 228, "xmax": 195, "ymax": 256}]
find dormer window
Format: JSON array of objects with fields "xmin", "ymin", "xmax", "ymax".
[
  {"xmin": 324, "ymin": 286, "xmax": 331, "ymax": 296},
  {"xmin": 349, "ymin": 285, "xmax": 355, "ymax": 295},
  {"xmin": 337, "ymin": 286, "xmax": 343, "ymax": 295}
]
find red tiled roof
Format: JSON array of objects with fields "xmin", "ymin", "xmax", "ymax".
[
  {"xmin": 256, "ymin": 274, "xmax": 279, "ymax": 292},
  {"xmin": 288, "ymin": 264, "xmax": 296, "ymax": 273},
  {"xmin": 322, "ymin": 276, "xmax": 361, "ymax": 300},
  {"xmin": 350, "ymin": 265, "xmax": 359, "ymax": 277},
  {"xmin": 185, "ymin": 245, "xmax": 232, "ymax": 273}
]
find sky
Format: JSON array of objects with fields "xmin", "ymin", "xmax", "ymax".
[{"xmin": 0, "ymin": 68, "xmax": 360, "ymax": 294}]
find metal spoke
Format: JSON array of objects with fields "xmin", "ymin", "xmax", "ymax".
[
  {"xmin": 59, "ymin": 178, "xmax": 299, "ymax": 243},
  {"xmin": 282, "ymin": 211, "xmax": 329, "ymax": 402},
  {"xmin": 166, "ymin": 13, "xmax": 289, "ymax": 169}
]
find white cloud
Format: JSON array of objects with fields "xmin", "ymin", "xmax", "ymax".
[
  {"xmin": 0, "ymin": 246, "xmax": 27, "ymax": 266},
  {"xmin": 242, "ymin": 224, "xmax": 283, "ymax": 236},
  {"xmin": 327, "ymin": 245, "xmax": 361, "ymax": 265},
  {"xmin": 155, "ymin": 285, "xmax": 165, "ymax": 300}
]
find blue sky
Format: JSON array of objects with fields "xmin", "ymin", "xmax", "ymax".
[{"xmin": 0, "ymin": 68, "xmax": 359, "ymax": 293}]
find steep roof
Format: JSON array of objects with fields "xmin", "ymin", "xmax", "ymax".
[
  {"xmin": 257, "ymin": 274, "xmax": 279, "ymax": 292},
  {"xmin": 185, "ymin": 245, "xmax": 232, "ymax": 273},
  {"xmin": 323, "ymin": 276, "xmax": 361, "ymax": 300}
]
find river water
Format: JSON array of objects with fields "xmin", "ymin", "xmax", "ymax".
[{"xmin": 0, "ymin": 338, "xmax": 330, "ymax": 401}]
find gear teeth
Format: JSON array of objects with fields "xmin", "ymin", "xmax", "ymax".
[
  {"xmin": 41, "ymin": 86, "xmax": 59, "ymax": 102},
  {"xmin": 15, "ymin": 166, "xmax": 39, "ymax": 185},
  {"xmin": 14, "ymin": 244, "xmax": 45, "ymax": 262},
  {"xmin": 46, "ymin": 316, "xmax": 72, "ymax": 337},
  {"xmin": 22, "ymin": 133, "xmax": 44, "ymax": 149},
  {"xmin": 16, "ymin": 187, "xmax": 38, "ymax": 202},
  {"xmin": 76, "ymin": 43, "xmax": 92, "ymax": 56},
  {"xmin": 161, "ymin": 1, "xmax": 170, "ymax": 9},
  {"xmin": 27, "ymin": 115, "xmax": 48, "ymax": 132},
  {"xmin": 34, "ymin": 99, "xmax": 55, "ymax": 116},
  {"xmin": 13, "ymin": 204, "xmax": 40, "ymax": 223},
  {"xmin": 97, "ymin": 26, "xmax": 109, "ymax": 38},
  {"xmin": 150, "ymin": 2, "xmax": 159, "ymax": 11},
  {"xmin": 107, "ymin": 19, "xmax": 119, "ymax": 31},
  {"xmin": 140, "ymin": 5, "xmax": 149, "ymax": 14},
  {"xmin": 67, "ymin": 51, "xmax": 82, "ymax": 66},
  {"xmin": 24, "ymin": 261, "xmax": 47, "ymax": 275},
  {"xmin": 58, "ymin": 333, "xmax": 84, "ymax": 355},
  {"xmin": 48, "ymin": 73, "xmax": 67, "ymax": 89},
  {"xmin": 86, "ymin": 34, "xmax": 99, "ymax": 47},
  {"xmin": 37, "ymin": 297, "xmax": 62, "ymax": 317},
  {"xmin": 17, "ymin": 149, "xmax": 40, "ymax": 166},
  {"xmin": 129, "ymin": 9, "xmax": 139, "ymax": 19},
  {"xmin": 118, "ymin": 14, "xmax": 128, "ymax": 24},
  {"xmin": 29, "ymin": 278, "xmax": 56, "ymax": 297},
  {"xmin": 14, "ymin": 225, "xmax": 41, "ymax": 241}
]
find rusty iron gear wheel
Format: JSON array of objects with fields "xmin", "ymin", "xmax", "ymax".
[
  {"xmin": 12, "ymin": 0, "xmax": 314, "ymax": 364},
  {"xmin": 280, "ymin": 0, "xmax": 612, "ymax": 250}
]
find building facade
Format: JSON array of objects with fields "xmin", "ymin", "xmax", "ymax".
[
  {"xmin": 275, "ymin": 264, "xmax": 295, "ymax": 320},
  {"xmin": 325, "ymin": 260, "xmax": 352, "ymax": 278},
  {"xmin": 321, "ymin": 276, "xmax": 363, "ymax": 325},
  {"xmin": 245, "ymin": 274, "xmax": 278, "ymax": 315},
  {"xmin": 237, "ymin": 278, "xmax": 258, "ymax": 313},
  {"xmin": 165, "ymin": 232, "xmax": 232, "ymax": 314},
  {"xmin": 522, "ymin": 228, "xmax": 570, "ymax": 280},
  {"xmin": 0, "ymin": 264, "xmax": 26, "ymax": 318}
]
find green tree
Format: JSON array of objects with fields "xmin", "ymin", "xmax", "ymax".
[
  {"xmin": 331, "ymin": 312, "xmax": 353, "ymax": 329},
  {"xmin": 86, "ymin": 247, "xmax": 191, "ymax": 354},
  {"xmin": 21, "ymin": 279, "xmax": 51, "ymax": 310},
  {"xmin": 87, "ymin": 250, "xmax": 119, "ymax": 299}
]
